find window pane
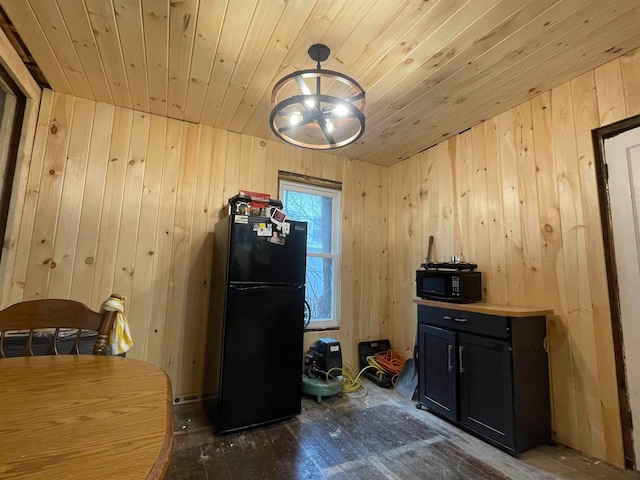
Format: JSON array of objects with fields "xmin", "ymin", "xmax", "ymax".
[
  {"xmin": 282, "ymin": 190, "xmax": 333, "ymax": 254},
  {"xmin": 280, "ymin": 177, "xmax": 341, "ymax": 329},
  {"xmin": 305, "ymin": 256, "xmax": 333, "ymax": 321}
]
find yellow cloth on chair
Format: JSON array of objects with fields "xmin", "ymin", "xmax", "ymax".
[{"xmin": 100, "ymin": 295, "xmax": 133, "ymax": 355}]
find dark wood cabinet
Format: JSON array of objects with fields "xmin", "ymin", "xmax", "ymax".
[
  {"xmin": 419, "ymin": 323, "xmax": 457, "ymax": 421},
  {"xmin": 416, "ymin": 299, "xmax": 552, "ymax": 455},
  {"xmin": 458, "ymin": 331, "xmax": 515, "ymax": 449}
]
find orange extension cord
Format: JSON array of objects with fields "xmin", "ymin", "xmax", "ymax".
[{"xmin": 368, "ymin": 349, "xmax": 406, "ymax": 384}]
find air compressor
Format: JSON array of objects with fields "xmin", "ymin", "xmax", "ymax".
[{"xmin": 301, "ymin": 338, "xmax": 343, "ymax": 403}]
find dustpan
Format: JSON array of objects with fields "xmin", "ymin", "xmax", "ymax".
[{"xmin": 394, "ymin": 357, "xmax": 418, "ymax": 399}]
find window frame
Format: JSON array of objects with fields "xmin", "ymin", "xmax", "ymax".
[{"xmin": 279, "ymin": 177, "xmax": 342, "ymax": 330}]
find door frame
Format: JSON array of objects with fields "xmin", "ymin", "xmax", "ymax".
[{"xmin": 591, "ymin": 113, "xmax": 640, "ymax": 469}]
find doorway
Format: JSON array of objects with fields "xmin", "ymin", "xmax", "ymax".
[
  {"xmin": 0, "ymin": 64, "xmax": 26, "ymax": 265},
  {"xmin": 593, "ymin": 114, "xmax": 640, "ymax": 470}
]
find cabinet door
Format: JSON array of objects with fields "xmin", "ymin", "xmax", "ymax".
[
  {"xmin": 419, "ymin": 324, "xmax": 457, "ymax": 421},
  {"xmin": 458, "ymin": 332, "xmax": 515, "ymax": 450}
]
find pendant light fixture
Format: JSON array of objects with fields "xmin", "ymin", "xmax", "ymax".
[{"xmin": 270, "ymin": 44, "xmax": 365, "ymax": 150}]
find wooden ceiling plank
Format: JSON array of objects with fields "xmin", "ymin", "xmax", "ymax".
[
  {"xmin": 432, "ymin": 0, "xmax": 634, "ymax": 113},
  {"xmin": 418, "ymin": 0, "xmax": 640, "ymax": 136},
  {"xmin": 183, "ymin": 0, "xmax": 228, "ymax": 123},
  {"xmin": 325, "ymin": 0, "xmax": 438, "ymax": 107},
  {"xmin": 367, "ymin": 13, "xmax": 640, "ymax": 165},
  {"xmin": 353, "ymin": 0, "xmax": 632, "ymax": 160},
  {"xmin": 370, "ymin": 0, "xmax": 569, "ymax": 129},
  {"xmin": 0, "ymin": 1, "xmax": 72, "ymax": 94},
  {"xmin": 317, "ymin": 0, "xmax": 412, "ymax": 101},
  {"xmin": 240, "ymin": 0, "xmax": 353, "ymax": 137},
  {"xmin": 226, "ymin": 0, "xmax": 317, "ymax": 132},
  {"xmin": 167, "ymin": 0, "xmax": 198, "ymax": 120},
  {"xmin": 56, "ymin": 0, "xmax": 114, "ymax": 104},
  {"xmin": 354, "ymin": 0, "xmax": 592, "ymax": 141},
  {"xmin": 312, "ymin": 0, "xmax": 378, "ymax": 71},
  {"xmin": 28, "ymin": 1, "xmax": 94, "ymax": 99},
  {"xmin": 214, "ymin": 0, "xmax": 288, "ymax": 130},
  {"xmin": 362, "ymin": 0, "xmax": 553, "ymax": 124},
  {"xmin": 332, "ymin": 0, "xmax": 428, "ymax": 71},
  {"xmin": 113, "ymin": 0, "xmax": 150, "ymax": 112},
  {"xmin": 142, "ymin": 0, "xmax": 169, "ymax": 116},
  {"xmin": 285, "ymin": 0, "xmax": 376, "ymax": 72},
  {"xmin": 198, "ymin": 0, "xmax": 259, "ymax": 127},
  {"xmin": 352, "ymin": 0, "xmax": 470, "ymax": 96},
  {"xmin": 85, "ymin": 0, "xmax": 133, "ymax": 108},
  {"xmin": 362, "ymin": 0, "xmax": 506, "ymax": 108}
]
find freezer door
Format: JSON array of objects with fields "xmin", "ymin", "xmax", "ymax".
[
  {"xmin": 216, "ymin": 284, "xmax": 305, "ymax": 434},
  {"xmin": 226, "ymin": 216, "xmax": 307, "ymax": 284}
]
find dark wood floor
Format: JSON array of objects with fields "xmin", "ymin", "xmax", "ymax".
[{"xmin": 166, "ymin": 380, "xmax": 640, "ymax": 479}]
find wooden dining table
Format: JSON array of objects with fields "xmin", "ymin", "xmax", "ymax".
[{"xmin": 0, "ymin": 355, "xmax": 173, "ymax": 479}]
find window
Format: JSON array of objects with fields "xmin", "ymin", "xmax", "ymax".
[{"xmin": 279, "ymin": 176, "xmax": 341, "ymax": 329}]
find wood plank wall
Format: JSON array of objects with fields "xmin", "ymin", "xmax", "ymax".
[
  {"xmin": 388, "ymin": 47, "xmax": 640, "ymax": 466},
  {"xmin": 0, "ymin": 88, "xmax": 389, "ymax": 403}
]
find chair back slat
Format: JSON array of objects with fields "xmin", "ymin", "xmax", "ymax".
[
  {"xmin": 71, "ymin": 329, "xmax": 82, "ymax": 355},
  {"xmin": 46, "ymin": 328, "xmax": 60, "ymax": 355},
  {"xmin": 21, "ymin": 330, "xmax": 34, "ymax": 356},
  {"xmin": 0, "ymin": 297, "xmax": 119, "ymax": 357}
]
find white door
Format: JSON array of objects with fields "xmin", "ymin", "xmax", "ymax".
[{"xmin": 604, "ymin": 126, "xmax": 640, "ymax": 466}]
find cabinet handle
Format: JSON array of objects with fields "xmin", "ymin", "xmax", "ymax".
[
  {"xmin": 448, "ymin": 345, "xmax": 453, "ymax": 371},
  {"xmin": 459, "ymin": 346, "xmax": 465, "ymax": 373},
  {"xmin": 444, "ymin": 315, "xmax": 467, "ymax": 323}
]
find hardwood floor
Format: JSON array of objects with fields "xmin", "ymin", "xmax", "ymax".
[{"xmin": 167, "ymin": 380, "xmax": 640, "ymax": 479}]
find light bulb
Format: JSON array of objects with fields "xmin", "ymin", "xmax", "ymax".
[
  {"xmin": 325, "ymin": 119, "xmax": 334, "ymax": 133},
  {"xmin": 305, "ymin": 98, "xmax": 315, "ymax": 108},
  {"xmin": 290, "ymin": 113, "xmax": 302, "ymax": 126},
  {"xmin": 334, "ymin": 104, "xmax": 349, "ymax": 116}
]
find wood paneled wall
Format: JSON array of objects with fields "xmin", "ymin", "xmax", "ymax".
[
  {"xmin": 388, "ymin": 47, "xmax": 640, "ymax": 466},
  {"xmin": 0, "ymin": 88, "xmax": 389, "ymax": 401}
]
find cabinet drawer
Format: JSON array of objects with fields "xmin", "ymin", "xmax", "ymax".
[{"xmin": 418, "ymin": 306, "xmax": 510, "ymax": 340}]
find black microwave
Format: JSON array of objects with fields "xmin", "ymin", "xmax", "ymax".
[{"xmin": 415, "ymin": 268, "xmax": 482, "ymax": 303}]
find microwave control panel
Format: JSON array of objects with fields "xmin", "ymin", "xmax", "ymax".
[
  {"xmin": 451, "ymin": 275, "xmax": 460, "ymax": 296},
  {"xmin": 451, "ymin": 276, "xmax": 460, "ymax": 297}
]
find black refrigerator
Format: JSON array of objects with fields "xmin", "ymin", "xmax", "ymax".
[{"xmin": 204, "ymin": 214, "xmax": 307, "ymax": 434}]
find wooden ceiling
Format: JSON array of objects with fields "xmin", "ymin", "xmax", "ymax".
[{"xmin": 2, "ymin": 0, "xmax": 640, "ymax": 167}]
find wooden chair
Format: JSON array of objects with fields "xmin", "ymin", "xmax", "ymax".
[{"xmin": 0, "ymin": 297, "xmax": 119, "ymax": 358}]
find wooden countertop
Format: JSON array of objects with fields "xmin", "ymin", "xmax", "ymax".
[
  {"xmin": 0, "ymin": 355, "xmax": 173, "ymax": 480},
  {"xmin": 413, "ymin": 298, "xmax": 554, "ymax": 317}
]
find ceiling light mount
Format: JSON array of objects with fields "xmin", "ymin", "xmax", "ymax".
[
  {"xmin": 308, "ymin": 43, "xmax": 330, "ymax": 66},
  {"xmin": 270, "ymin": 44, "xmax": 365, "ymax": 150}
]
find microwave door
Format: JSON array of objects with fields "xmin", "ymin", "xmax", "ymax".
[{"xmin": 423, "ymin": 276, "xmax": 446, "ymax": 296}]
